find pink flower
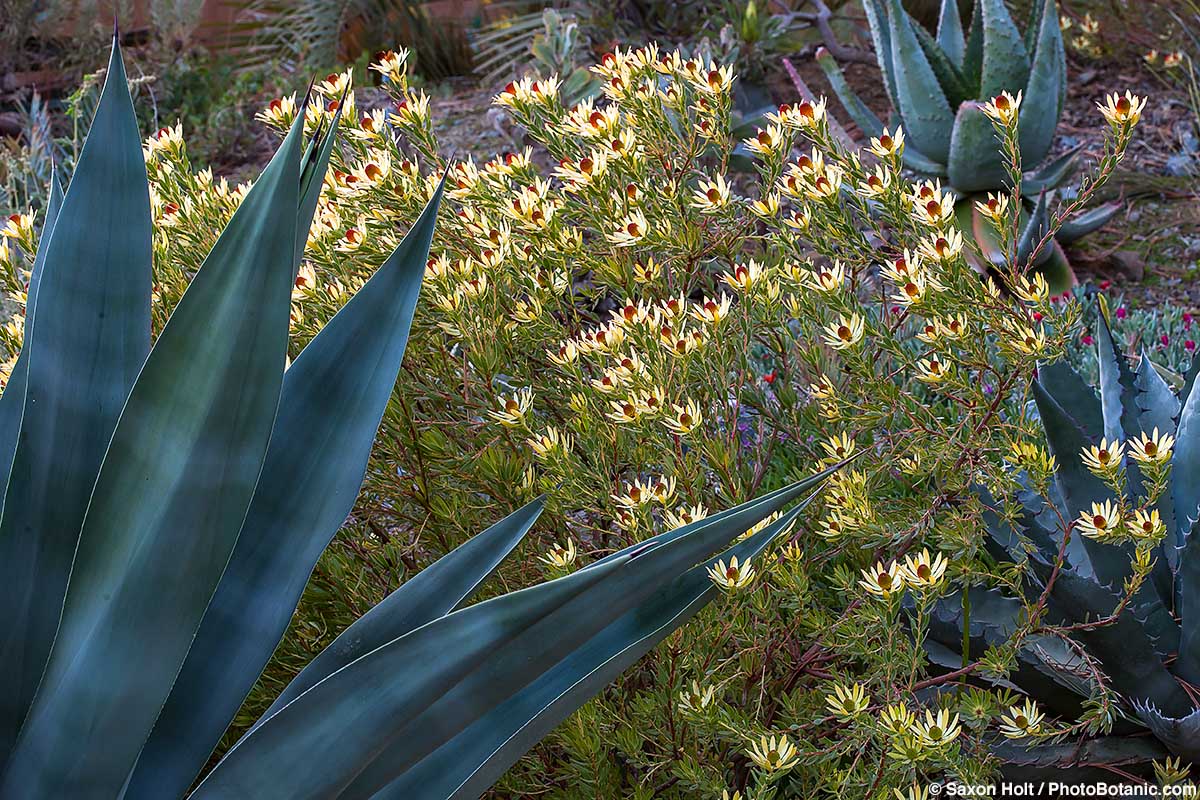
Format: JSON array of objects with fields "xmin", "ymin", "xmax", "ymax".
[
  {"xmin": 1116, "ymin": 307, "xmax": 1127, "ymax": 319},
  {"xmin": 1187, "ymin": 340, "xmax": 1196, "ymax": 352},
  {"xmin": 1185, "ymin": 313, "xmax": 1193, "ymax": 330},
  {"xmin": 1033, "ymin": 312, "xmax": 1044, "ymax": 322},
  {"xmin": 1100, "ymin": 280, "xmax": 1111, "ymax": 290},
  {"xmin": 1161, "ymin": 334, "xmax": 1170, "ymax": 347},
  {"xmin": 1082, "ymin": 335, "xmax": 1094, "ymax": 346}
]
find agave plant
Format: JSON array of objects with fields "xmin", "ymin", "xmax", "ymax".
[
  {"xmin": 0, "ymin": 38, "xmax": 833, "ymax": 799},
  {"xmin": 818, "ymin": 0, "xmax": 1120, "ymax": 290},
  {"xmin": 923, "ymin": 308, "xmax": 1200, "ymax": 775}
]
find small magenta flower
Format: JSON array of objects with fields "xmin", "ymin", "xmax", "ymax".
[
  {"xmin": 1184, "ymin": 313, "xmax": 1193, "ymax": 329},
  {"xmin": 1161, "ymin": 334, "xmax": 1170, "ymax": 347},
  {"xmin": 1187, "ymin": 340, "xmax": 1196, "ymax": 352},
  {"xmin": 1099, "ymin": 280, "xmax": 1111, "ymax": 290},
  {"xmin": 1116, "ymin": 307, "xmax": 1127, "ymax": 319},
  {"xmin": 1081, "ymin": 335, "xmax": 1094, "ymax": 346}
]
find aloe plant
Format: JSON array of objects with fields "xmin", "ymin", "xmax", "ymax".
[
  {"xmin": 924, "ymin": 309, "xmax": 1200, "ymax": 775},
  {"xmin": 0, "ymin": 37, "xmax": 834, "ymax": 800},
  {"xmin": 818, "ymin": 0, "xmax": 1120, "ymax": 290}
]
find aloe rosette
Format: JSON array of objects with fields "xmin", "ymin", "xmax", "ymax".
[
  {"xmin": 0, "ymin": 37, "xmax": 837, "ymax": 800},
  {"xmin": 819, "ymin": 0, "xmax": 1120, "ymax": 290},
  {"xmin": 924, "ymin": 309, "xmax": 1200, "ymax": 775}
]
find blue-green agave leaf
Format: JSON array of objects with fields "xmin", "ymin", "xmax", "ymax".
[
  {"xmin": 253, "ymin": 494, "xmax": 542, "ymax": 733},
  {"xmin": 946, "ymin": 102, "xmax": 1007, "ymax": 192},
  {"xmin": 1036, "ymin": 361, "xmax": 1103, "ymax": 440},
  {"xmin": 1095, "ymin": 309, "xmax": 1138, "ymax": 445},
  {"xmin": 192, "ymin": 477, "xmax": 823, "ymax": 798},
  {"xmin": 912, "ymin": 14, "xmax": 972, "ymax": 106},
  {"xmin": 0, "ymin": 96, "xmax": 306, "ymax": 799},
  {"xmin": 885, "ymin": 0, "xmax": 955, "ymax": 163},
  {"xmin": 1056, "ymin": 202, "xmax": 1121, "ymax": 245},
  {"xmin": 962, "ymin": 0, "xmax": 985, "ymax": 92},
  {"xmin": 1032, "ymin": 378, "xmax": 1131, "ymax": 587},
  {"xmin": 358, "ymin": 501, "xmax": 816, "ymax": 800},
  {"xmin": 861, "ymin": 0, "xmax": 898, "ymax": 106},
  {"xmin": 1021, "ymin": 144, "xmax": 1081, "ymax": 194},
  {"xmin": 815, "ymin": 48, "xmax": 886, "ymax": 138},
  {"xmin": 0, "ymin": 175, "xmax": 62, "ymax": 519},
  {"xmin": 1134, "ymin": 350, "xmax": 1181, "ymax": 443},
  {"xmin": 0, "ymin": 39, "xmax": 152, "ymax": 762},
  {"xmin": 936, "ymin": 0, "xmax": 966, "ymax": 65},
  {"xmin": 1175, "ymin": 359, "xmax": 1200, "ymax": 541},
  {"xmin": 1029, "ymin": 564, "xmax": 1188, "ymax": 717},
  {"xmin": 1018, "ymin": 0, "xmax": 1065, "ymax": 167},
  {"xmin": 1134, "ymin": 704, "xmax": 1200, "ymax": 763},
  {"xmin": 125, "ymin": 134, "xmax": 439, "ymax": 800},
  {"xmin": 1175, "ymin": 517, "xmax": 1200, "ymax": 682},
  {"xmin": 978, "ymin": 0, "xmax": 1031, "ymax": 98},
  {"xmin": 1015, "ymin": 191, "xmax": 1050, "ymax": 267}
]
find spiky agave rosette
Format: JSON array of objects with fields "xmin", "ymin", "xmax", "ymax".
[
  {"xmin": 921, "ymin": 307, "xmax": 1200, "ymax": 776},
  {"xmin": 819, "ymin": 0, "xmax": 1122, "ymax": 291}
]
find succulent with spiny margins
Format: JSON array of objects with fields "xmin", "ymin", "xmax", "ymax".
[
  {"xmin": 818, "ymin": 0, "xmax": 1120, "ymax": 291},
  {"xmin": 0, "ymin": 36, "xmax": 834, "ymax": 800},
  {"xmin": 924, "ymin": 307, "xmax": 1200, "ymax": 775}
]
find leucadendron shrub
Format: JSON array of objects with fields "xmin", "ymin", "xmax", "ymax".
[{"xmin": 0, "ymin": 45, "xmax": 1146, "ymax": 797}]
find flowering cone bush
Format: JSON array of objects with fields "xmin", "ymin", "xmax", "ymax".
[{"xmin": 0, "ymin": 42, "xmax": 1154, "ymax": 796}]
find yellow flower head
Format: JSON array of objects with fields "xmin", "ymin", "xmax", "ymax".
[
  {"xmin": 691, "ymin": 174, "xmax": 732, "ymax": 213},
  {"xmin": 746, "ymin": 734, "xmax": 800, "ymax": 773},
  {"xmin": 916, "ymin": 709, "xmax": 961, "ymax": 747},
  {"xmin": 975, "ymin": 192, "xmax": 1009, "ymax": 223},
  {"xmin": 744, "ymin": 124, "xmax": 786, "ymax": 156},
  {"xmin": 867, "ymin": 125, "xmax": 905, "ymax": 158},
  {"xmin": 981, "ymin": 90, "xmax": 1022, "ymax": 125},
  {"xmin": 1129, "ymin": 508, "xmax": 1165, "ymax": 541},
  {"xmin": 1097, "ymin": 91, "xmax": 1147, "ymax": 127},
  {"xmin": 1081, "ymin": 437, "xmax": 1125, "ymax": 476},
  {"xmin": 860, "ymin": 561, "xmax": 904, "ymax": 598},
  {"xmin": 527, "ymin": 427, "xmax": 573, "ymax": 460},
  {"xmin": 664, "ymin": 399, "xmax": 703, "ymax": 436},
  {"xmin": 488, "ymin": 387, "xmax": 533, "ymax": 427},
  {"xmin": 823, "ymin": 313, "xmax": 865, "ymax": 350},
  {"xmin": 538, "ymin": 539, "xmax": 578, "ymax": 568},
  {"xmin": 826, "ymin": 682, "xmax": 870, "ymax": 720},
  {"xmin": 919, "ymin": 228, "xmax": 965, "ymax": 262},
  {"xmin": 820, "ymin": 431, "xmax": 857, "ymax": 463},
  {"xmin": 1130, "ymin": 427, "xmax": 1175, "ymax": 465},
  {"xmin": 665, "ymin": 503, "xmax": 708, "ymax": 530},
  {"xmin": 722, "ymin": 259, "xmax": 766, "ymax": 293},
  {"xmin": 900, "ymin": 549, "xmax": 948, "ymax": 588},
  {"xmin": 916, "ymin": 355, "xmax": 951, "ymax": 383},
  {"xmin": 1012, "ymin": 272, "xmax": 1050, "ymax": 304},
  {"xmin": 707, "ymin": 556, "xmax": 756, "ymax": 590},
  {"xmin": 858, "ymin": 165, "xmax": 893, "ymax": 197},
  {"xmin": 880, "ymin": 703, "xmax": 916, "ymax": 735},
  {"xmin": 606, "ymin": 209, "xmax": 650, "ymax": 247},
  {"xmin": 691, "ymin": 294, "xmax": 734, "ymax": 326},
  {"xmin": 999, "ymin": 699, "xmax": 1045, "ymax": 739},
  {"xmin": 678, "ymin": 680, "xmax": 716, "ymax": 713},
  {"xmin": 1076, "ymin": 499, "xmax": 1122, "ymax": 540}
]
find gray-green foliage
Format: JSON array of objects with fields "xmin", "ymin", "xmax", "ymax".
[
  {"xmin": 819, "ymin": 0, "xmax": 1119, "ymax": 287},
  {"xmin": 929, "ymin": 309, "xmax": 1200, "ymax": 769},
  {"xmin": 0, "ymin": 37, "xmax": 831, "ymax": 800}
]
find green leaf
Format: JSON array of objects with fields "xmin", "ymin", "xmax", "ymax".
[
  {"xmin": 861, "ymin": 0, "xmax": 898, "ymax": 106},
  {"xmin": 1134, "ymin": 704, "xmax": 1200, "ymax": 762},
  {"xmin": 1174, "ymin": 517, "xmax": 1200, "ymax": 682},
  {"xmin": 253, "ymin": 494, "xmax": 541, "ymax": 732},
  {"xmin": 1056, "ymin": 202, "xmax": 1121, "ymax": 245},
  {"xmin": 1174, "ymin": 357, "xmax": 1200, "ymax": 540},
  {"xmin": 815, "ymin": 48, "xmax": 886, "ymax": 137},
  {"xmin": 962, "ymin": 0, "xmax": 985, "ymax": 92},
  {"xmin": 992, "ymin": 735, "xmax": 1166, "ymax": 776},
  {"xmin": 1036, "ymin": 361, "xmax": 1103, "ymax": 440},
  {"xmin": 1015, "ymin": 190, "xmax": 1050, "ymax": 267},
  {"xmin": 0, "ymin": 39, "xmax": 152, "ymax": 762},
  {"xmin": 125, "ymin": 135, "xmax": 441, "ymax": 800},
  {"xmin": 936, "ymin": 0, "xmax": 967, "ymax": 65},
  {"xmin": 192, "ymin": 476, "xmax": 825, "ymax": 798},
  {"xmin": 912, "ymin": 13, "xmax": 972, "ymax": 105},
  {"xmin": 354, "ymin": 499, "xmax": 817, "ymax": 799},
  {"xmin": 885, "ymin": 0, "xmax": 955, "ymax": 163},
  {"xmin": 1021, "ymin": 144, "xmax": 1081, "ymax": 194},
  {"xmin": 1095, "ymin": 309, "xmax": 1138, "ymax": 445},
  {"xmin": 1018, "ymin": 0, "xmax": 1065, "ymax": 167},
  {"xmin": 948, "ymin": 101, "xmax": 1007, "ymax": 193},
  {"xmin": 1035, "ymin": 567, "xmax": 1190, "ymax": 717},
  {"xmin": 0, "ymin": 95, "xmax": 306, "ymax": 798},
  {"xmin": 0, "ymin": 175, "xmax": 62, "ymax": 520},
  {"xmin": 978, "ymin": 0, "xmax": 1031, "ymax": 98},
  {"xmin": 1031, "ymin": 378, "xmax": 1130, "ymax": 587}
]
